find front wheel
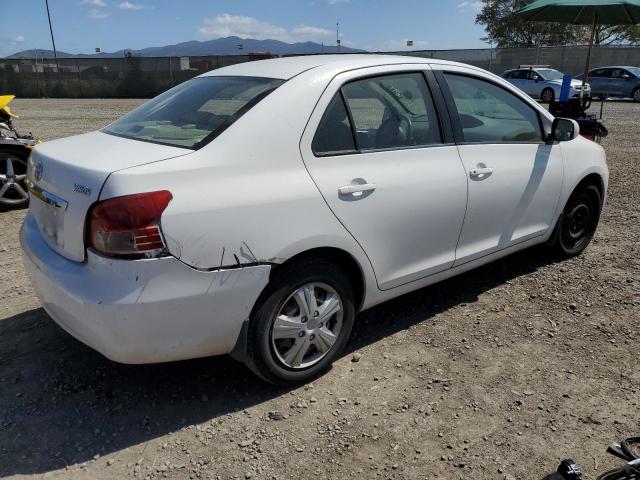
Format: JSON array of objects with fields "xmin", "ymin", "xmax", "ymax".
[
  {"xmin": 633, "ymin": 87, "xmax": 640, "ymax": 103},
  {"xmin": 549, "ymin": 184, "xmax": 602, "ymax": 257},
  {"xmin": 246, "ymin": 259, "xmax": 356, "ymax": 384}
]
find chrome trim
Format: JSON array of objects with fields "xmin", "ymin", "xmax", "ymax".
[{"xmin": 26, "ymin": 180, "xmax": 68, "ymax": 211}]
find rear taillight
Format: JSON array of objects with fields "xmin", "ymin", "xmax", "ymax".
[{"xmin": 88, "ymin": 190, "xmax": 173, "ymax": 258}]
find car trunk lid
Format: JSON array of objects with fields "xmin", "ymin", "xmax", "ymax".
[{"xmin": 27, "ymin": 131, "xmax": 192, "ymax": 262}]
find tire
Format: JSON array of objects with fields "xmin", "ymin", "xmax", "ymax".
[
  {"xmin": 246, "ymin": 258, "xmax": 356, "ymax": 385},
  {"xmin": 541, "ymin": 88, "xmax": 555, "ymax": 103},
  {"xmin": 549, "ymin": 184, "xmax": 602, "ymax": 257},
  {"xmin": 633, "ymin": 87, "xmax": 640, "ymax": 103},
  {"xmin": 0, "ymin": 149, "xmax": 30, "ymax": 211}
]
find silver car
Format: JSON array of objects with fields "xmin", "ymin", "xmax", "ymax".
[
  {"xmin": 503, "ymin": 67, "xmax": 591, "ymax": 103},
  {"xmin": 579, "ymin": 66, "xmax": 640, "ymax": 102}
]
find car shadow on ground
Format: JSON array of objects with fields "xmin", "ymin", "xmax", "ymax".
[{"xmin": 0, "ymin": 246, "xmax": 555, "ymax": 476}]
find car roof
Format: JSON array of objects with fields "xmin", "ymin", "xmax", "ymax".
[
  {"xmin": 592, "ymin": 65, "xmax": 635, "ymax": 70},
  {"xmin": 200, "ymin": 54, "xmax": 470, "ymax": 80}
]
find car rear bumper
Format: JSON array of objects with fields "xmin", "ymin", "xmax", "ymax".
[{"xmin": 20, "ymin": 213, "xmax": 270, "ymax": 364}]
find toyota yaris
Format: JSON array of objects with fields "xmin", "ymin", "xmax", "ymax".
[{"xmin": 21, "ymin": 55, "xmax": 608, "ymax": 384}]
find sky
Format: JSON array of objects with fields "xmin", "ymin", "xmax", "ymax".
[{"xmin": 0, "ymin": 0, "xmax": 487, "ymax": 57}]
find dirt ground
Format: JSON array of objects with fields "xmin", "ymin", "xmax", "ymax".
[{"xmin": 1, "ymin": 98, "xmax": 639, "ymax": 480}]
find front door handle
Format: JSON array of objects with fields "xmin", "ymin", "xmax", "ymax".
[
  {"xmin": 338, "ymin": 183, "xmax": 377, "ymax": 195},
  {"xmin": 469, "ymin": 167, "xmax": 494, "ymax": 178}
]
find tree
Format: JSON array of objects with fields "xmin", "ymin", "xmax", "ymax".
[{"xmin": 476, "ymin": 0, "xmax": 640, "ymax": 47}]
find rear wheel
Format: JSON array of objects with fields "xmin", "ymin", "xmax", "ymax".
[
  {"xmin": 541, "ymin": 88, "xmax": 555, "ymax": 103},
  {"xmin": 549, "ymin": 184, "xmax": 602, "ymax": 257},
  {"xmin": 633, "ymin": 87, "xmax": 640, "ymax": 103},
  {"xmin": 246, "ymin": 258, "xmax": 356, "ymax": 384},
  {"xmin": 0, "ymin": 150, "xmax": 29, "ymax": 210}
]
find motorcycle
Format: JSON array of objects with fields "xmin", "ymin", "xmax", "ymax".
[
  {"xmin": 544, "ymin": 436, "xmax": 640, "ymax": 480},
  {"xmin": 0, "ymin": 95, "xmax": 40, "ymax": 210}
]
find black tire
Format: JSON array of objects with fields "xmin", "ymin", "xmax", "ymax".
[
  {"xmin": 246, "ymin": 258, "xmax": 356, "ymax": 385},
  {"xmin": 632, "ymin": 87, "xmax": 640, "ymax": 103},
  {"xmin": 549, "ymin": 184, "xmax": 602, "ymax": 257},
  {"xmin": 0, "ymin": 149, "xmax": 30, "ymax": 211},
  {"xmin": 541, "ymin": 88, "xmax": 555, "ymax": 103}
]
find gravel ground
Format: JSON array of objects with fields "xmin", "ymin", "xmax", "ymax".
[{"xmin": 1, "ymin": 99, "xmax": 639, "ymax": 480}]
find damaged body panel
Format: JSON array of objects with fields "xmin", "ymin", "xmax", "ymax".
[{"xmin": 21, "ymin": 214, "xmax": 270, "ymax": 364}]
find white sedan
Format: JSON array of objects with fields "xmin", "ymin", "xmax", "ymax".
[{"xmin": 21, "ymin": 55, "xmax": 608, "ymax": 384}]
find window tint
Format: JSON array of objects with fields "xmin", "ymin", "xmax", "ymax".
[
  {"xmin": 104, "ymin": 76, "xmax": 283, "ymax": 149},
  {"xmin": 341, "ymin": 73, "xmax": 441, "ymax": 150},
  {"xmin": 443, "ymin": 73, "xmax": 543, "ymax": 144},
  {"xmin": 591, "ymin": 69, "xmax": 610, "ymax": 78},
  {"xmin": 312, "ymin": 93, "xmax": 356, "ymax": 156}
]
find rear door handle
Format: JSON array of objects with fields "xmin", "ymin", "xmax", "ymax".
[
  {"xmin": 469, "ymin": 167, "xmax": 494, "ymax": 177},
  {"xmin": 338, "ymin": 183, "xmax": 377, "ymax": 195}
]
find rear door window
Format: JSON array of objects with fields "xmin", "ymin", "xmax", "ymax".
[{"xmin": 341, "ymin": 73, "xmax": 442, "ymax": 150}]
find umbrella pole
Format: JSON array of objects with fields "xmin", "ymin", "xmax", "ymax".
[{"xmin": 581, "ymin": 9, "xmax": 598, "ymax": 101}]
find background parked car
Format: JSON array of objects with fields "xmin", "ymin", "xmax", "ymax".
[
  {"xmin": 577, "ymin": 66, "xmax": 640, "ymax": 102},
  {"xmin": 503, "ymin": 66, "xmax": 591, "ymax": 103}
]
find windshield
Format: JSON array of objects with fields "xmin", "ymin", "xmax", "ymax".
[
  {"xmin": 103, "ymin": 76, "xmax": 284, "ymax": 149},
  {"xmin": 626, "ymin": 67, "xmax": 640, "ymax": 77},
  {"xmin": 537, "ymin": 69, "xmax": 564, "ymax": 81}
]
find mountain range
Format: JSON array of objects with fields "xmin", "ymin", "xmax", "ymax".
[{"xmin": 5, "ymin": 36, "xmax": 363, "ymax": 59}]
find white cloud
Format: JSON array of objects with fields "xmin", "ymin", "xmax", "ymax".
[
  {"xmin": 290, "ymin": 25, "xmax": 333, "ymax": 38},
  {"xmin": 80, "ymin": 0, "xmax": 108, "ymax": 6},
  {"xmin": 14, "ymin": 35, "xmax": 25, "ymax": 43},
  {"xmin": 457, "ymin": 1, "xmax": 483, "ymax": 12},
  {"xmin": 198, "ymin": 14, "xmax": 333, "ymax": 43},
  {"xmin": 88, "ymin": 8, "xmax": 111, "ymax": 19},
  {"xmin": 327, "ymin": 0, "xmax": 350, "ymax": 4},
  {"xmin": 118, "ymin": 1, "xmax": 145, "ymax": 9}
]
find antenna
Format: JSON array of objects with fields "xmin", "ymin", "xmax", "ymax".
[
  {"xmin": 44, "ymin": 0, "xmax": 60, "ymax": 73},
  {"xmin": 336, "ymin": 22, "xmax": 341, "ymax": 53}
]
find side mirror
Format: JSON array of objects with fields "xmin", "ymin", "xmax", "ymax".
[
  {"xmin": 532, "ymin": 75, "xmax": 540, "ymax": 82},
  {"xmin": 622, "ymin": 73, "xmax": 630, "ymax": 80},
  {"xmin": 547, "ymin": 118, "xmax": 580, "ymax": 144}
]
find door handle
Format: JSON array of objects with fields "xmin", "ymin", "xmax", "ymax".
[
  {"xmin": 469, "ymin": 167, "xmax": 494, "ymax": 177},
  {"xmin": 338, "ymin": 183, "xmax": 377, "ymax": 195}
]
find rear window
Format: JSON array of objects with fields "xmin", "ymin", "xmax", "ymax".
[{"xmin": 103, "ymin": 76, "xmax": 284, "ymax": 149}]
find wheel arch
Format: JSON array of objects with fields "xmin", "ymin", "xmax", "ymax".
[
  {"xmin": 269, "ymin": 247, "xmax": 367, "ymax": 312},
  {"xmin": 573, "ymin": 172, "xmax": 605, "ymax": 201}
]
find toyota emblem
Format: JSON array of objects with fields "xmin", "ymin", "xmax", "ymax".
[{"xmin": 34, "ymin": 160, "xmax": 43, "ymax": 182}]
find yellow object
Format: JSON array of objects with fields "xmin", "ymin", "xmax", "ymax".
[{"xmin": 0, "ymin": 95, "xmax": 19, "ymax": 118}]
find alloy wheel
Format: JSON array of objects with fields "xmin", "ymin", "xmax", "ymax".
[
  {"xmin": 542, "ymin": 89, "xmax": 554, "ymax": 103},
  {"xmin": 0, "ymin": 154, "xmax": 29, "ymax": 207},
  {"xmin": 270, "ymin": 282, "xmax": 343, "ymax": 370},
  {"xmin": 634, "ymin": 89, "xmax": 640, "ymax": 103}
]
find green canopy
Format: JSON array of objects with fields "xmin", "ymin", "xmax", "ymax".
[
  {"xmin": 514, "ymin": 0, "xmax": 640, "ymax": 98},
  {"xmin": 515, "ymin": 0, "xmax": 640, "ymax": 24}
]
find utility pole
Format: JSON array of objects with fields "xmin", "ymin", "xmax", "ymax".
[
  {"xmin": 45, "ymin": 0, "xmax": 60, "ymax": 72},
  {"xmin": 336, "ymin": 22, "xmax": 341, "ymax": 53}
]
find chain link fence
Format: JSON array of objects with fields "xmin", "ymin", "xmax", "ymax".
[
  {"xmin": 392, "ymin": 45, "xmax": 640, "ymax": 76},
  {"xmin": 0, "ymin": 54, "xmax": 271, "ymax": 98},
  {"xmin": 2, "ymin": 46, "xmax": 639, "ymax": 98}
]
